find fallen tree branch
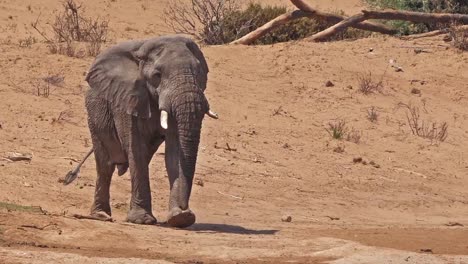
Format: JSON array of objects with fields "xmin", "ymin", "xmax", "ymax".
[
  {"xmin": 231, "ymin": 10, "xmax": 308, "ymax": 45},
  {"xmin": 231, "ymin": 0, "xmax": 395, "ymax": 45},
  {"xmin": 309, "ymin": 13, "xmax": 367, "ymax": 42},
  {"xmin": 400, "ymin": 28, "xmax": 450, "ymax": 39},
  {"xmin": 289, "ymin": 0, "xmax": 396, "ymax": 34},
  {"xmin": 231, "ymin": 9, "xmax": 394, "ymax": 45},
  {"xmin": 401, "ymin": 24, "xmax": 468, "ymax": 39},
  {"xmin": 309, "ymin": 9, "xmax": 468, "ymax": 41},
  {"xmin": 362, "ymin": 9, "xmax": 468, "ymax": 24}
]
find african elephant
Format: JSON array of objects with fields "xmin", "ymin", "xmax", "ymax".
[{"xmin": 64, "ymin": 35, "xmax": 217, "ymax": 228}]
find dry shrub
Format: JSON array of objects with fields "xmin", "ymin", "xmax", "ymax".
[
  {"xmin": 448, "ymin": 24, "xmax": 468, "ymax": 51},
  {"xmin": 358, "ymin": 72, "xmax": 383, "ymax": 95},
  {"xmin": 346, "ymin": 129, "xmax": 362, "ymax": 144},
  {"xmin": 164, "ymin": 0, "xmax": 240, "ymax": 45},
  {"xmin": 367, "ymin": 106, "xmax": 379, "ymax": 122},
  {"xmin": 53, "ymin": 0, "xmax": 108, "ymax": 43},
  {"xmin": 48, "ymin": 40, "xmax": 79, "ymax": 57},
  {"xmin": 398, "ymin": 102, "xmax": 448, "ymax": 143},
  {"xmin": 31, "ymin": 0, "xmax": 108, "ymax": 57}
]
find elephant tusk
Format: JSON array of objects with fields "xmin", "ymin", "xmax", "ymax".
[
  {"xmin": 160, "ymin": 110, "xmax": 168, "ymax": 129},
  {"xmin": 207, "ymin": 110, "xmax": 219, "ymax": 119}
]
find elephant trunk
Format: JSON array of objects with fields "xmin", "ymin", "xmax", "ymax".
[{"xmin": 164, "ymin": 75, "xmax": 207, "ymax": 211}]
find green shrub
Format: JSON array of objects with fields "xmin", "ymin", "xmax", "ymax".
[{"xmin": 365, "ymin": 0, "xmax": 468, "ymax": 34}]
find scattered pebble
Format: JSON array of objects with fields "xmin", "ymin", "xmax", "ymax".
[
  {"xmin": 353, "ymin": 157, "xmax": 363, "ymax": 163},
  {"xmin": 325, "ymin": 80, "xmax": 334, "ymax": 87},
  {"xmin": 281, "ymin": 215, "xmax": 292, "ymax": 222},
  {"xmin": 411, "ymin": 88, "xmax": 421, "ymax": 95},
  {"xmin": 195, "ymin": 179, "xmax": 204, "ymax": 187}
]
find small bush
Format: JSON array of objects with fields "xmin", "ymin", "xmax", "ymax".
[
  {"xmin": 398, "ymin": 102, "xmax": 448, "ymax": 143},
  {"xmin": 365, "ymin": 0, "xmax": 468, "ymax": 35},
  {"xmin": 346, "ymin": 129, "xmax": 362, "ymax": 144},
  {"xmin": 448, "ymin": 24, "xmax": 468, "ymax": 51},
  {"xmin": 326, "ymin": 119, "xmax": 363, "ymax": 144},
  {"xmin": 327, "ymin": 120, "xmax": 348, "ymax": 140},
  {"xmin": 358, "ymin": 72, "xmax": 383, "ymax": 95}
]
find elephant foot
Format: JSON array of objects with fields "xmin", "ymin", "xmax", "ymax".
[
  {"xmin": 167, "ymin": 208, "xmax": 196, "ymax": 228},
  {"xmin": 126, "ymin": 207, "xmax": 157, "ymax": 225},
  {"xmin": 74, "ymin": 211, "xmax": 113, "ymax": 222},
  {"xmin": 90, "ymin": 211, "xmax": 113, "ymax": 221}
]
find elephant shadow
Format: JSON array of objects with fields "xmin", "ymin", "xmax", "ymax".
[{"xmin": 186, "ymin": 223, "xmax": 278, "ymax": 235}]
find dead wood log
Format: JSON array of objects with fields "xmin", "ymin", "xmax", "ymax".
[
  {"xmin": 309, "ymin": 14, "xmax": 367, "ymax": 42},
  {"xmin": 401, "ymin": 24, "xmax": 468, "ymax": 40},
  {"xmin": 231, "ymin": 9, "xmax": 394, "ymax": 45},
  {"xmin": 362, "ymin": 9, "xmax": 468, "ymax": 24},
  {"xmin": 309, "ymin": 9, "xmax": 468, "ymax": 41},
  {"xmin": 289, "ymin": 0, "xmax": 396, "ymax": 34},
  {"xmin": 400, "ymin": 28, "xmax": 449, "ymax": 39},
  {"xmin": 231, "ymin": 10, "xmax": 308, "ymax": 45}
]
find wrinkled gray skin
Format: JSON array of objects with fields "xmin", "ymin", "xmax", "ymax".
[{"xmin": 84, "ymin": 35, "xmax": 211, "ymax": 228}]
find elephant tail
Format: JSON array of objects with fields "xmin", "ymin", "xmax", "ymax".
[{"xmin": 63, "ymin": 148, "xmax": 94, "ymax": 185}]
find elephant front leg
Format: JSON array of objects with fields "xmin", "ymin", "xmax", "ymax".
[
  {"xmin": 165, "ymin": 141, "xmax": 196, "ymax": 228},
  {"xmin": 126, "ymin": 145, "xmax": 157, "ymax": 225}
]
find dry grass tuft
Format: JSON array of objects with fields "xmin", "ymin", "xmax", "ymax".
[
  {"xmin": 358, "ymin": 72, "xmax": 383, "ymax": 95},
  {"xmin": 398, "ymin": 102, "xmax": 448, "ymax": 143},
  {"xmin": 326, "ymin": 119, "xmax": 363, "ymax": 144},
  {"xmin": 367, "ymin": 106, "xmax": 379, "ymax": 123}
]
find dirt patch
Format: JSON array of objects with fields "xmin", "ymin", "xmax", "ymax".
[{"xmin": 1, "ymin": 0, "xmax": 467, "ymax": 263}]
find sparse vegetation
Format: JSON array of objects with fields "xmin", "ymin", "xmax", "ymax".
[
  {"xmin": 398, "ymin": 102, "xmax": 448, "ymax": 143},
  {"xmin": 346, "ymin": 128, "xmax": 362, "ymax": 144},
  {"xmin": 164, "ymin": 1, "xmax": 368, "ymax": 45},
  {"xmin": 367, "ymin": 107, "xmax": 379, "ymax": 122},
  {"xmin": 358, "ymin": 72, "xmax": 383, "ymax": 95},
  {"xmin": 327, "ymin": 119, "xmax": 363, "ymax": 143},
  {"xmin": 448, "ymin": 24, "xmax": 468, "ymax": 51},
  {"xmin": 18, "ymin": 36, "xmax": 37, "ymax": 48},
  {"xmin": 31, "ymin": 0, "xmax": 109, "ymax": 57},
  {"xmin": 35, "ymin": 79, "xmax": 50, "ymax": 98},
  {"xmin": 0, "ymin": 202, "xmax": 44, "ymax": 213},
  {"xmin": 327, "ymin": 119, "xmax": 348, "ymax": 140}
]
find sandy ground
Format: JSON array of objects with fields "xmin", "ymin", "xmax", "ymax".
[{"xmin": 1, "ymin": 0, "xmax": 468, "ymax": 263}]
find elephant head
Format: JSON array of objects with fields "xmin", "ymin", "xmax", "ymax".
[{"xmin": 85, "ymin": 35, "xmax": 217, "ymax": 227}]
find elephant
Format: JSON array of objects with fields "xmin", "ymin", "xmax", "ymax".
[{"xmin": 63, "ymin": 35, "xmax": 218, "ymax": 228}]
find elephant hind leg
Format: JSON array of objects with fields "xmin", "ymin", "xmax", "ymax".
[{"xmin": 90, "ymin": 142, "xmax": 115, "ymax": 221}]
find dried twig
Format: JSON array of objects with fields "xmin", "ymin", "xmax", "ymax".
[{"xmin": 217, "ymin": 191, "xmax": 243, "ymax": 200}]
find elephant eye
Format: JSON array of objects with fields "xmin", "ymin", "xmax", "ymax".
[{"xmin": 153, "ymin": 71, "xmax": 161, "ymax": 78}]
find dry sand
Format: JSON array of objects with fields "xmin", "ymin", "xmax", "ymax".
[{"xmin": 1, "ymin": 0, "xmax": 468, "ymax": 263}]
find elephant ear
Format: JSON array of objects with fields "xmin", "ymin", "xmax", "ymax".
[
  {"xmin": 185, "ymin": 40, "xmax": 209, "ymax": 90},
  {"xmin": 86, "ymin": 43, "xmax": 151, "ymax": 119}
]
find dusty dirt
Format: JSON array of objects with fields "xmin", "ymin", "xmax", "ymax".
[{"xmin": 1, "ymin": 0, "xmax": 468, "ymax": 263}]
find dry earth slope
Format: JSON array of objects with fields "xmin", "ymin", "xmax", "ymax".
[{"xmin": 0, "ymin": 0, "xmax": 468, "ymax": 263}]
